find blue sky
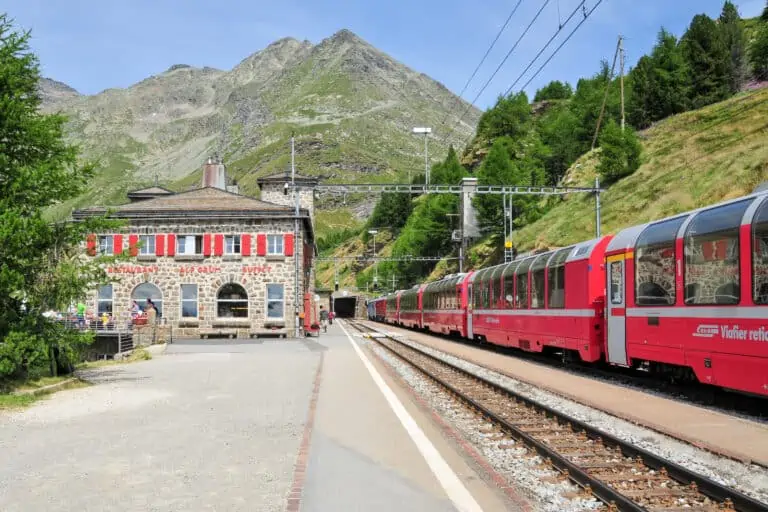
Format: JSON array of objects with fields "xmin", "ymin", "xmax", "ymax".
[{"xmin": 4, "ymin": 0, "xmax": 765, "ymax": 109}]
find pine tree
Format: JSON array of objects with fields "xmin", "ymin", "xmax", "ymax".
[
  {"xmin": 627, "ymin": 55, "xmax": 655, "ymax": 128},
  {"xmin": 476, "ymin": 91, "xmax": 532, "ymax": 141},
  {"xmin": 719, "ymin": 1, "xmax": 747, "ymax": 93},
  {"xmin": 533, "ymin": 80, "xmax": 573, "ymax": 102},
  {"xmin": 648, "ymin": 29, "xmax": 690, "ymax": 120},
  {"xmin": 682, "ymin": 14, "xmax": 731, "ymax": 108},
  {"xmin": 473, "ymin": 138, "xmax": 515, "ymax": 234},
  {"xmin": 0, "ymin": 15, "xmax": 118, "ymax": 378},
  {"xmin": 597, "ymin": 119, "xmax": 642, "ymax": 184},
  {"xmin": 751, "ymin": 22, "xmax": 768, "ymax": 80},
  {"xmin": 762, "ymin": 0, "xmax": 768, "ymax": 22}
]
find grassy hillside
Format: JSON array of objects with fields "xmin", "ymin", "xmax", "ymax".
[{"xmin": 512, "ymin": 87, "xmax": 768, "ymax": 250}]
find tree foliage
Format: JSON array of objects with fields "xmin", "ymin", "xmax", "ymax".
[
  {"xmin": 476, "ymin": 92, "xmax": 531, "ymax": 141},
  {"xmin": 534, "ymin": 80, "xmax": 573, "ymax": 102},
  {"xmin": 719, "ymin": 1, "xmax": 747, "ymax": 93},
  {"xmin": 682, "ymin": 14, "xmax": 731, "ymax": 108},
  {"xmin": 0, "ymin": 15, "xmax": 118, "ymax": 379},
  {"xmin": 597, "ymin": 119, "xmax": 642, "ymax": 184},
  {"xmin": 750, "ymin": 20, "xmax": 768, "ymax": 80}
]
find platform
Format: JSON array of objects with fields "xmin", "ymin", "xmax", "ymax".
[{"xmin": 0, "ymin": 325, "xmax": 515, "ymax": 511}]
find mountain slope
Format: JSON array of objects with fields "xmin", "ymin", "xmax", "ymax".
[
  {"xmin": 512, "ymin": 86, "xmax": 768, "ymax": 251},
  {"xmin": 40, "ymin": 30, "xmax": 480, "ymax": 216}
]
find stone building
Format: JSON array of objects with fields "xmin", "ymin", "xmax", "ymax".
[{"xmin": 73, "ymin": 158, "xmax": 317, "ymax": 339}]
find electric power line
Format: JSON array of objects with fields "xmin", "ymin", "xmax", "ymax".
[
  {"xmin": 441, "ymin": 0, "xmax": 555, "ymax": 146},
  {"xmin": 437, "ymin": 0, "xmax": 525, "ymax": 130}
]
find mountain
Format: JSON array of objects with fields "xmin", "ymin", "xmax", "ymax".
[{"xmin": 40, "ymin": 29, "xmax": 481, "ymax": 217}]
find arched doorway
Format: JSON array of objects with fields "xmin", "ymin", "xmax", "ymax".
[
  {"xmin": 132, "ymin": 282, "xmax": 163, "ymax": 317},
  {"xmin": 217, "ymin": 283, "xmax": 248, "ymax": 318}
]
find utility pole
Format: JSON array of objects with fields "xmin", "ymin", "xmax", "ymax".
[
  {"xmin": 591, "ymin": 36, "xmax": 621, "ymax": 150},
  {"xmin": 291, "ymin": 134, "xmax": 300, "ymax": 339},
  {"xmin": 595, "ymin": 176, "xmax": 602, "ymax": 237},
  {"xmin": 619, "ymin": 36, "xmax": 626, "ymax": 132}
]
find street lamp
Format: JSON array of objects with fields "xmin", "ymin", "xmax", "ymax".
[
  {"xmin": 368, "ymin": 229, "xmax": 378, "ymax": 287},
  {"xmin": 412, "ymin": 127, "xmax": 432, "ymax": 185}
]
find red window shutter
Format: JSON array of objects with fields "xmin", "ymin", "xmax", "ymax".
[
  {"xmin": 167, "ymin": 234, "xmax": 176, "ymax": 256},
  {"xmin": 256, "ymin": 234, "xmax": 266, "ymax": 256},
  {"xmin": 241, "ymin": 234, "xmax": 252, "ymax": 256},
  {"xmin": 113, "ymin": 234, "xmax": 123, "ymax": 255},
  {"xmin": 203, "ymin": 234, "xmax": 212, "ymax": 256},
  {"xmin": 128, "ymin": 234, "xmax": 139, "ymax": 257},
  {"xmin": 213, "ymin": 234, "xmax": 224, "ymax": 256},
  {"xmin": 86, "ymin": 234, "xmax": 96, "ymax": 256},
  {"xmin": 156, "ymin": 234, "xmax": 165, "ymax": 256},
  {"xmin": 284, "ymin": 233, "xmax": 294, "ymax": 256}
]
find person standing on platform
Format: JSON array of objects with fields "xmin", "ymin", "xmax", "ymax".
[
  {"xmin": 146, "ymin": 298, "xmax": 157, "ymax": 325},
  {"xmin": 319, "ymin": 305, "xmax": 329, "ymax": 333}
]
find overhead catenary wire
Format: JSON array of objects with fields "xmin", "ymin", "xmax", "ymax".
[
  {"xmin": 441, "ymin": 0, "xmax": 555, "ymax": 146},
  {"xmin": 437, "ymin": 0, "xmax": 526, "ymax": 130}
]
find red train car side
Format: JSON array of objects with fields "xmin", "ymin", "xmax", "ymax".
[
  {"xmin": 384, "ymin": 291, "xmax": 400, "ymax": 325},
  {"xmin": 468, "ymin": 236, "xmax": 612, "ymax": 362},
  {"xmin": 398, "ymin": 285, "xmax": 424, "ymax": 329},
  {"xmin": 605, "ymin": 194, "xmax": 768, "ymax": 396},
  {"xmin": 422, "ymin": 273, "xmax": 472, "ymax": 336}
]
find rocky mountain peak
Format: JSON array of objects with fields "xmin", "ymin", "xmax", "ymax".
[{"xmin": 37, "ymin": 77, "xmax": 80, "ymax": 107}]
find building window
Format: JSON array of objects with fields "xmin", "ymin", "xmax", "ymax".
[
  {"xmin": 139, "ymin": 234, "xmax": 155, "ymax": 255},
  {"xmin": 684, "ymin": 200, "xmax": 749, "ymax": 305},
  {"xmin": 267, "ymin": 284, "xmax": 284, "ymax": 319},
  {"xmin": 267, "ymin": 234, "xmax": 283, "ymax": 255},
  {"xmin": 225, "ymin": 235, "xmax": 241, "ymax": 255},
  {"xmin": 635, "ymin": 217, "xmax": 686, "ymax": 306},
  {"xmin": 181, "ymin": 284, "xmax": 198, "ymax": 318},
  {"xmin": 97, "ymin": 285, "xmax": 113, "ymax": 315},
  {"xmin": 98, "ymin": 235, "xmax": 113, "ymax": 255},
  {"xmin": 177, "ymin": 235, "xmax": 204, "ymax": 255},
  {"xmin": 217, "ymin": 283, "xmax": 248, "ymax": 318},
  {"xmin": 132, "ymin": 282, "xmax": 163, "ymax": 317}
]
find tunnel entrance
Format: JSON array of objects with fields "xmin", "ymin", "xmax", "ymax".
[{"xmin": 333, "ymin": 297, "xmax": 357, "ymax": 318}]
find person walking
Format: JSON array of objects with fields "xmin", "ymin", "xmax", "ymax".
[{"xmin": 319, "ymin": 305, "xmax": 329, "ymax": 333}]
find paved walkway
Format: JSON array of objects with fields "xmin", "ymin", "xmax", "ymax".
[{"xmin": 0, "ymin": 325, "xmax": 514, "ymax": 511}]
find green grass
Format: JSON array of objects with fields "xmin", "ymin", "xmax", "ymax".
[
  {"xmin": 511, "ymin": 87, "xmax": 768, "ymax": 251},
  {"xmin": 78, "ymin": 347, "xmax": 153, "ymax": 368},
  {"xmin": 0, "ymin": 374, "xmax": 88, "ymax": 410}
]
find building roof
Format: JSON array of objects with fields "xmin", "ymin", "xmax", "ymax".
[
  {"xmin": 73, "ymin": 186, "xmax": 306, "ymax": 218},
  {"xmin": 126, "ymin": 185, "xmax": 176, "ymax": 201},
  {"xmin": 256, "ymin": 172, "xmax": 319, "ymax": 186}
]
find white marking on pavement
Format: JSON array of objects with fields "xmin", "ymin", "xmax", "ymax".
[{"xmin": 338, "ymin": 320, "xmax": 483, "ymax": 512}]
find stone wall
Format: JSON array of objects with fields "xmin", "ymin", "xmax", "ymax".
[
  {"xmin": 87, "ymin": 218, "xmax": 313, "ymax": 339},
  {"xmin": 260, "ymin": 184, "xmax": 315, "ymax": 218}
]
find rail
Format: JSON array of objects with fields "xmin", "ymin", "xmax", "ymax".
[{"xmin": 346, "ymin": 319, "xmax": 767, "ymax": 512}]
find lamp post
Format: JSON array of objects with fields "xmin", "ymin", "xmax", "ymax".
[
  {"xmin": 368, "ymin": 229, "xmax": 378, "ymax": 287},
  {"xmin": 412, "ymin": 127, "xmax": 432, "ymax": 185}
]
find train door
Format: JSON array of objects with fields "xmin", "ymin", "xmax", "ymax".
[{"xmin": 606, "ymin": 255, "xmax": 628, "ymax": 365}]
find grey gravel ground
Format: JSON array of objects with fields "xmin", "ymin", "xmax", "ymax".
[
  {"xmin": 385, "ymin": 334, "xmax": 768, "ymax": 505},
  {"xmin": 364, "ymin": 340, "xmax": 604, "ymax": 512},
  {"xmin": 0, "ymin": 340, "xmax": 320, "ymax": 512}
]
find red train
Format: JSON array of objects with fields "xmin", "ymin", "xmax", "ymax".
[{"xmin": 367, "ymin": 191, "xmax": 768, "ymax": 397}]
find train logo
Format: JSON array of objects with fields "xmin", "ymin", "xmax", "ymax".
[{"xmin": 692, "ymin": 324, "xmax": 719, "ymax": 338}]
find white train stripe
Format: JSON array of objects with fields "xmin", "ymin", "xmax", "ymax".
[
  {"xmin": 626, "ymin": 306, "xmax": 768, "ymax": 319},
  {"xmin": 472, "ymin": 308, "xmax": 596, "ymax": 317}
]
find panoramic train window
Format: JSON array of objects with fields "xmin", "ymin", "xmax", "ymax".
[
  {"xmin": 753, "ymin": 198, "xmax": 768, "ymax": 304},
  {"xmin": 490, "ymin": 265, "xmax": 504, "ymax": 309},
  {"xmin": 547, "ymin": 247, "xmax": 571, "ymax": 309},
  {"xmin": 530, "ymin": 254, "xmax": 549, "ymax": 309},
  {"xmin": 515, "ymin": 258, "xmax": 533, "ymax": 309},
  {"xmin": 472, "ymin": 269, "xmax": 487, "ymax": 309},
  {"xmin": 502, "ymin": 261, "xmax": 519, "ymax": 308},
  {"xmin": 635, "ymin": 216, "xmax": 686, "ymax": 306},
  {"xmin": 684, "ymin": 199, "xmax": 750, "ymax": 305}
]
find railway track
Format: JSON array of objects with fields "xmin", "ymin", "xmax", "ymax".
[{"xmin": 346, "ymin": 319, "xmax": 768, "ymax": 512}]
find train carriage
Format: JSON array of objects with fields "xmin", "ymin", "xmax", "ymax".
[
  {"xmin": 384, "ymin": 291, "xmax": 400, "ymax": 325},
  {"xmin": 367, "ymin": 297, "xmax": 386, "ymax": 321},
  {"xmin": 422, "ymin": 273, "xmax": 471, "ymax": 336},
  {"xmin": 469, "ymin": 236, "xmax": 613, "ymax": 362},
  {"xmin": 398, "ymin": 285, "xmax": 424, "ymax": 329},
  {"xmin": 605, "ymin": 193, "xmax": 768, "ymax": 396}
]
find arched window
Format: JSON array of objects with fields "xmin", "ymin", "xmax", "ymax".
[
  {"xmin": 217, "ymin": 283, "xmax": 248, "ymax": 318},
  {"xmin": 132, "ymin": 282, "xmax": 163, "ymax": 317}
]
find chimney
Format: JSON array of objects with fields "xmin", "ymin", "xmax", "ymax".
[{"xmin": 201, "ymin": 155, "xmax": 227, "ymax": 189}]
